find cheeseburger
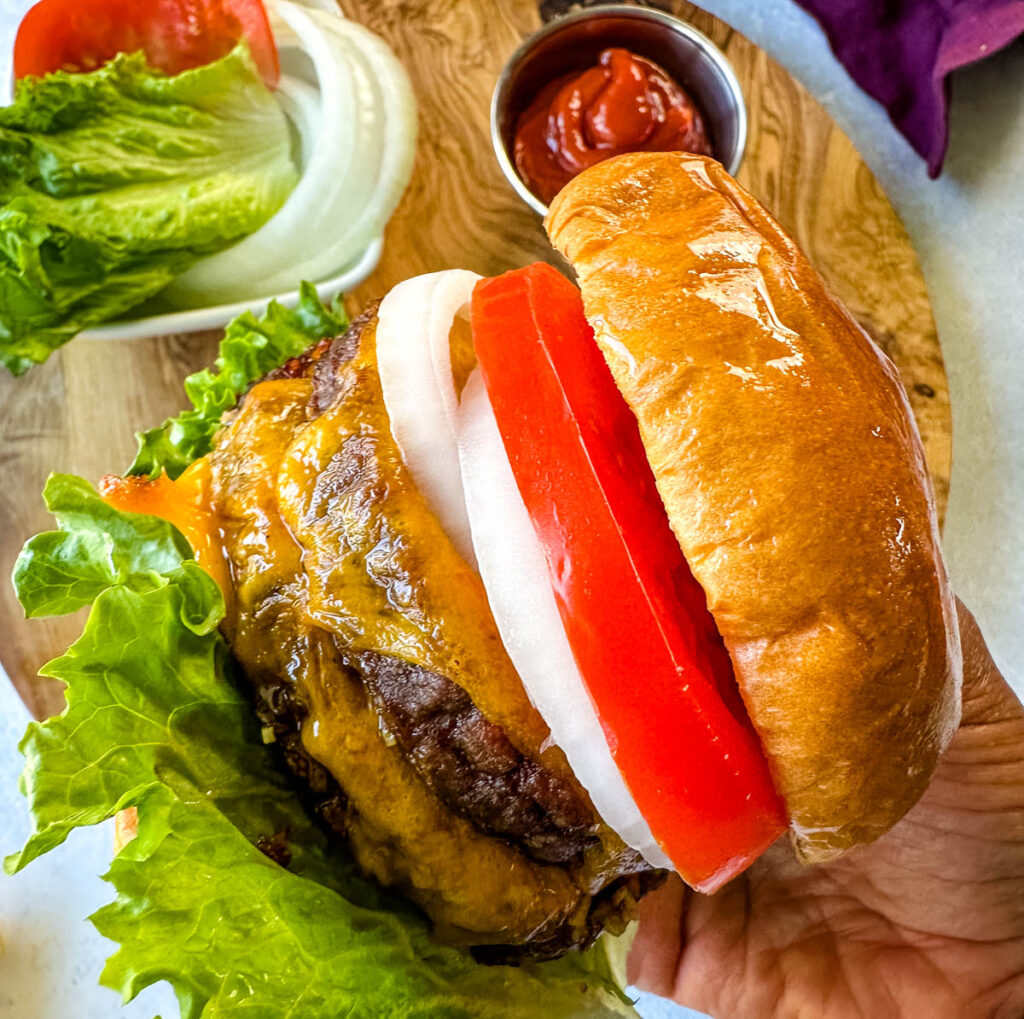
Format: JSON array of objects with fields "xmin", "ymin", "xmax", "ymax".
[{"xmin": 96, "ymin": 152, "xmax": 961, "ymax": 964}]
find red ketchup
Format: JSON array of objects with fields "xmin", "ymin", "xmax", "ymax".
[{"xmin": 513, "ymin": 47, "xmax": 714, "ymax": 206}]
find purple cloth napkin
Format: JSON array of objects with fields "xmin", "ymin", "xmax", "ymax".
[{"xmin": 792, "ymin": 0, "xmax": 1024, "ymax": 174}]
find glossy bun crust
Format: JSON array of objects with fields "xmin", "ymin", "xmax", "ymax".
[{"xmin": 546, "ymin": 152, "xmax": 962, "ymax": 861}]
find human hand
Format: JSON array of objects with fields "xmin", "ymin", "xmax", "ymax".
[{"xmin": 628, "ymin": 600, "xmax": 1024, "ymax": 1018}]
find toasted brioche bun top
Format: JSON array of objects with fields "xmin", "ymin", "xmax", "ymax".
[{"xmin": 546, "ymin": 152, "xmax": 961, "ymax": 860}]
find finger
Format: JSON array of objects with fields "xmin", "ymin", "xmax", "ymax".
[
  {"xmin": 627, "ymin": 872, "xmax": 689, "ymax": 996},
  {"xmin": 955, "ymin": 598, "xmax": 1024, "ymax": 729}
]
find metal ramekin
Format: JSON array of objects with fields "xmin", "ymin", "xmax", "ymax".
[{"xmin": 491, "ymin": 4, "xmax": 748, "ymax": 216}]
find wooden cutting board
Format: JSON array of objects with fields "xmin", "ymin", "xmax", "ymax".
[{"xmin": 0, "ymin": 0, "xmax": 952, "ymax": 721}]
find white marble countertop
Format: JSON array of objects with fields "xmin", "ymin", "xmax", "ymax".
[{"xmin": 0, "ymin": 1, "xmax": 1021, "ymax": 1017}]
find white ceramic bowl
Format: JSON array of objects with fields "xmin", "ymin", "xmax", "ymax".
[{"xmin": 80, "ymin": 237, "xmax": 382, "ymax": 340}]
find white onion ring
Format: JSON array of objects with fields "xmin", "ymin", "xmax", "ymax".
[
  {"xmin": 456, "ymin": 369, "xmax": 672, "ymax": 870},
  {"xmin": 377, "ymin": 270, "xmax": 481, "ymax": 566},
  {"xmin": 259, "ymin": 7, "xmax": 415, "ymax": 287}
]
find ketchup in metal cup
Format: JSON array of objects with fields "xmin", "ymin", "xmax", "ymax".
[{"xmin": 513, "ymin": 47, "xmax": 714, "ymax": 205}]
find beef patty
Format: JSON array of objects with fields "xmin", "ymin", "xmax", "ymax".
[
  {"xmin": 355, "ymin": 649, "xmax": 598, "ymax": 863},
  {"xmin": 206, "ymin": 306, "xmax": 663, "ymax": 958}
]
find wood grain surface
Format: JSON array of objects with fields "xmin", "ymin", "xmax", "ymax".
[{"xmin": 0, "ymin": 0, "xmax": 952, "ymax": 720}]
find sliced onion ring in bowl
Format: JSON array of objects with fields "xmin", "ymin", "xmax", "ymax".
[
  {"xmin": 269, "ymin": 9, "xmax": 418, "ymax": 287},
  {"xmin": 272, "ymin": 76, "xmax": 320, "ymax": 169},
  {"xmin": 456, "ymin": 369, "xmax": 673, "ymax": 870},
  {"xmin": 377, "ymin": 269, "xmax": 481, "ymax": 566}
]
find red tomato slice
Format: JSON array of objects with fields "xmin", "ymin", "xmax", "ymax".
[
  {"xmin": 471, "ymin": 263, "xmax": 786, "ymax": 891},
  {"xmin": 13, "ymin": 0, "xmax": 279, "ymax": 88},
  {"xmin": 222, "ymin": 0, "xmax": 279, "ymax": 85}
]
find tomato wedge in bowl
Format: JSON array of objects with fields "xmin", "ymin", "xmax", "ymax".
[
  {"xmin": 13, "ymin": 0, "xmax": 280, "ymax": 87},
  {"xmin": 469, "ymin": 263, "xmax": 787, "ymax": 891}
]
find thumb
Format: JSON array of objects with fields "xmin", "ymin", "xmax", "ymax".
[{"xmin": 954, "ymin": 598, "xmax": 1024, "ymax": 732}]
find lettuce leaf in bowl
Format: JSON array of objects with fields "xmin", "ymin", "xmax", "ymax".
[
  {"xmin": 5, "ymin": 294, "xmax": 638, "ymax": 1017},
  {"xmin": 0, "ymin": 44, "xmax": 298, "ymax": 375}
]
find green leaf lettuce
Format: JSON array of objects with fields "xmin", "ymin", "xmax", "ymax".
[
  {"xmin": 0, "ymin": 45, "xmax": 298, "ymax": 375},
  {"xmin": 6, "ymin": 296, "xmax": 636, "ymax": 1016}
]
